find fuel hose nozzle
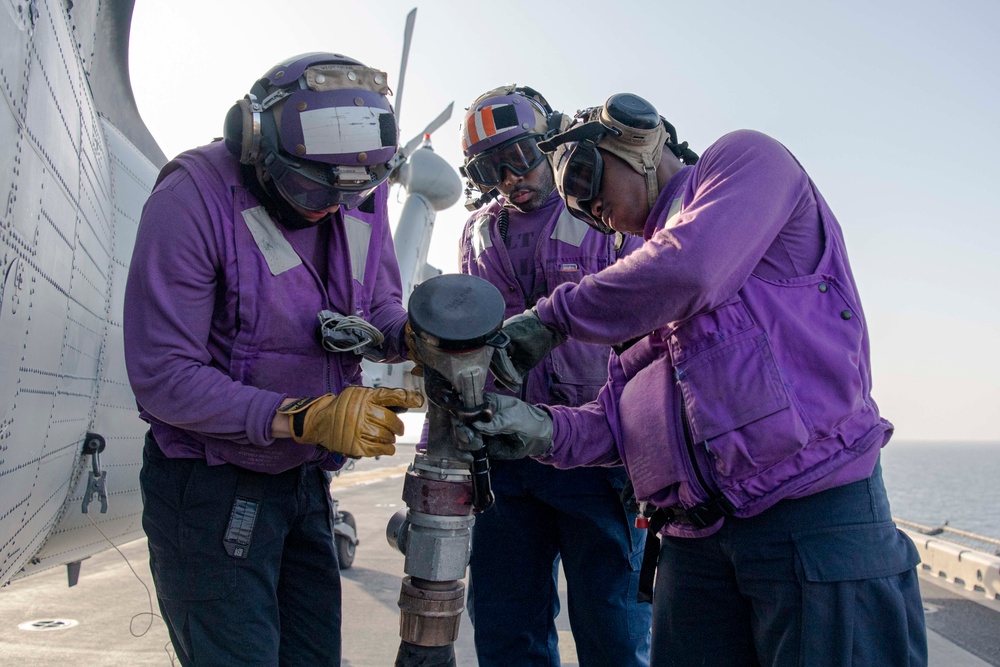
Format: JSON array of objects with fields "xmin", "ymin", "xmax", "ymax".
[{"xmin": 388, "ymin": 274, "xmax": 506, "ymax": 664}]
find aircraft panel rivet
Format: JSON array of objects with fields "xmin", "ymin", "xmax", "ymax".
[
  {"xmin": 357, "ymin": 152, "xmax": 368, "ymax": 162},
  {"xmin": 347, "ymin": 72, "xmax": 357, "ymax": 81},
  {"xmin": 374, "ymin": 75, "xmax": 383, "ymax": 85},
  {"xmin": 522, "ymin": 123, "xmax": 530, "ymax": 129},
  {"xmin": 295, "ymin": 144, "xmax": 307, "ymax": 155},
  {"xmin": 274, "ymin": 70, "xmax": 285, "ymax": 80},
  {"xmin": 315, "ymin": 74, "xmax": 327, "ymax": 84},
  {"xmin": 354, "ymin": 97, "xmax": 364, "ymax": 106},
  {"xmin": 297, "ymin": 102, "xmax": 307, "ymax": 111}
]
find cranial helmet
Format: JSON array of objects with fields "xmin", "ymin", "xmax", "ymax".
[
  {"xmin": 459, "ymin": 85, "xmax": 569, "ymax": 195},
  {"xmin": 538, "ymin": 93, "xmax": 698, "ymax": 233},
  {"xmin": 223, "ymin": 52, "xmax": 399, "ymax": 211}
]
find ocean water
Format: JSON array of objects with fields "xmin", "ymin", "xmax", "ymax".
[
  {"xmin": 881, "ymin": 441, "xmax": 1000, "ymax": 539},
  {"xmin": 396, "ymin": 416, "xmax": 1000, "ymax": 540}
]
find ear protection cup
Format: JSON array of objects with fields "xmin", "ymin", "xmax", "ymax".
[
  {"xmin": 222, "ymin": 95, "xmax": 263, "ymax": 164},
  {"xmin": 546, "ymin": 112, "xmax": 571, "ymax": 137},
  {"xmin": 222, "ymin": 103, "xmax": 243, "ymax": 159},
  {"xmin": 604, "ymin": 93, "xmax": 661, "ymax": 131}
]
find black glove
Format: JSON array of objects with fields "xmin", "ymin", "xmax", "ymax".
[
  {"xmin": 488, "ymin": 309, "xmax": 566, "ymax": 392},
  {"xmin": 473, "ymin": 393, "xmax": 553, "ymax": 460}
]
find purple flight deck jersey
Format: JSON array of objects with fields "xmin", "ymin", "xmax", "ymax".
[
  {"xmin": 461, "ymin": 192, "xmax": 642, "ymax": 405},
  {"xmin": 535, "ymin": 130, "xmax": 891, "ymax": 536},
  {"xmin": 124, "ymin": 142, "xmax": 408, "ymax": 473}
]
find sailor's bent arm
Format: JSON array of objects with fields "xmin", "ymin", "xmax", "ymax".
[{"xmin": 535, "ymin": 130, "xmax": 812, "ymax": 345}]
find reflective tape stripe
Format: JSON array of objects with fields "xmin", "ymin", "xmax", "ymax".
[
  {"xmin": 471, "ymin": 214, "xmax": 493, "ymax": 258},
  {"xmin": 550, "ymin": 208, "xmax": 588, "ymax": 247},
  {"xmin": 242, "ymin": 206, "xmax": 302, "ymax": 275},
  {"xmin": 343, "ymin": 214, "xmax": 372, "ymax": 284}
]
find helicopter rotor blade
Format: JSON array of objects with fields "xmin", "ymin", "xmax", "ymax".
[
  {"xmin": 401, "ymin": 101, "xmax": 454, "ymax": 158},
  {"xmin": 394, "ymin": 8, "xmax": 417, "ymax": 126}
]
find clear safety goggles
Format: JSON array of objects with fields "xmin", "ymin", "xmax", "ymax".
[
  {"xmin": 464, "ymin": 135, "xmax": 547, "ymax": 188},
  {"xmin": 266, "ymin": 152, "xmax": 379, "ymax": 211},
  {"xmin": 538, "ymin": 116, "xmax": 621, "ymax": 234},
  {"xmin": 553, "ymin": 140, "xmax": 613, "ymax": 234}
]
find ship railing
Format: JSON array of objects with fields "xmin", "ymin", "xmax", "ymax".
[{"xmin": 895, "ymin": 517, "xmax": 1000, "ymax": 604}]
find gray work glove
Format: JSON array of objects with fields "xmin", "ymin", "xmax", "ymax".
[
  {"xmin": 488, "ymin": 309, "xmax": 566, "ymax": 392},
  {"xmin": 473, "ymin": 393, "xmax": 554, "ymax": 460}
]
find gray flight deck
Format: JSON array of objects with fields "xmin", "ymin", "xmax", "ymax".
[{"xmin": 0, "ymin": 420, "xmax": 997, "ymax": 666}]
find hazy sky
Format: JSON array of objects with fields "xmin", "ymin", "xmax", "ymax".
[{"xmin": 129, "ymin": 0, "xmax": 999, "ymax": 442}]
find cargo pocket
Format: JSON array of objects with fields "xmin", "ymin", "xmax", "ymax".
[
  {"xmin": 792, "ymin": 521, "xmax": 924, "ymax": 666},
  {"xmin": 142, "ymin": 453, "xmax": 239, "ymax": 602},
  {"xmin": 793, "ymin": 521, "xmax": 919, "ymax": 582},
  {"xmin": 152, "ymin": 562, "xmax": 238, "ymax": 602}
]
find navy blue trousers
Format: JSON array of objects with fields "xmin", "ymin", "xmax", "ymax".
[
  {"xmin": 650, "ymin": 462, "xmax": 927, "ymax": 666},
  {"xmin": 468, "ymin": 459, "xmax": 652, "ymax": 667},
  {"xmin": 140, "ymin": 434, "xmax": 341, "ymax": 667}
]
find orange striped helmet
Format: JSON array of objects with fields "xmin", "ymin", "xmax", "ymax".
[{"xmin": 460, "ymin": 85, "xmax": 554, "ymax": 160}]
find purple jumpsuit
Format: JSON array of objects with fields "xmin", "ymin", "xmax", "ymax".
[
  {"xmin": 533, "ymin": 131, "xmax": 927, "ymax": 666},
  {"xmin": 124, "ymin": 141, "xmax": 409, "ymax": 666},
  {"xmin": 458, "ymin": 192, "xmax": 652, "ymax": 666}
]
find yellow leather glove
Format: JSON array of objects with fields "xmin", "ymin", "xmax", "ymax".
[{"xmin": 278, "ymin": 387, "xmax": 424, "ymax": 457}]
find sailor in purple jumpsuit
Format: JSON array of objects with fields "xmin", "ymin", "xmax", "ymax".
[
  {"xmin": 475, "ymin": 94, "xmax": 927, "ymax": 666},
  {"xmin": 123, "ymin": 53, "xmax": 422, "ymax": 666},
  {"xmin": 456, "ymin": 86, "xmax": 651, "ymax": 666}
]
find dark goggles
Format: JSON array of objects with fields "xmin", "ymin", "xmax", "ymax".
[
  {"xmin": 554, "ymin": 140, "xmax": 613, "ymax": 234},
  {"xmin": 464, "ymin": 135, "xmax": 547, "ymax": 188},
  {"xmin": 266, "ymin": 153, "xmax": 379, "ymax": 211}
]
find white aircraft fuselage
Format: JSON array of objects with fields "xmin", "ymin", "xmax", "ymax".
[{"xmin": 0, "ymin": 0, "xmax": 454, "ymax": 588}]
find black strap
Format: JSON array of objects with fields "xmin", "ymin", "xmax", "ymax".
[
  {"xmin": 637, "ymin": 508, "xmax": 674, "ymax": 604},
  {"xmin": 291, "ymin": 410, "xmax": 307, "ymax": 438},
  {"xmin": 636, "ymin": 495, "xmax": 736, "ymax": 604},
  {"xmin": 683, "ymin": 495, "xmax": 736, "ymax": 529},
  {"xmin": 223, "ymin": 469, "xmax": 267, "ymax": 559}
]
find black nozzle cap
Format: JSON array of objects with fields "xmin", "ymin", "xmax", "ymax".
[{"xmin": 407, "ymin": 274, "xmax": 506, "ymax": 351}]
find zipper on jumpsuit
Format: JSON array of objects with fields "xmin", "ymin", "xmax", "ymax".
[
  {"xmin": 674, "ymin": 368, "xmax": 715, "ymax": 501},
  {"xmin": 291, "ymin": 223, "xmax": 338, "ymax": 397}
]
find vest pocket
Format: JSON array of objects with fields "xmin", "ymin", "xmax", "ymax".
[
  {"xmin": 675, "ymin": 331, "xmax": 814, "ymax": 483},
  {"xmin": 547, "ymin": 340, "xmax": 610, "ymax": 406},
  {"xmin": 675, "ymin": 332, "xmax": 789, "ymax": 442}
]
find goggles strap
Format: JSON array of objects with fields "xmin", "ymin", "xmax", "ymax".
[{"xmin": 643, "ymin": 155, "xmax": 659, "ymax": 211}]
